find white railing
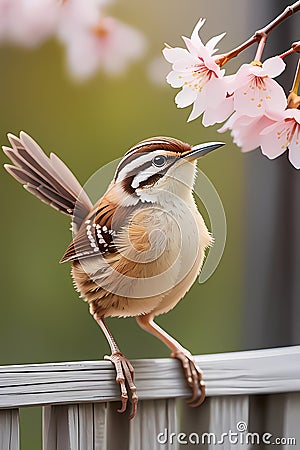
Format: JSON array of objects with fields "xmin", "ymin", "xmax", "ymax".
[{"xmin": 1, "ymin": 346, "xmax": 300, "ymax": 449}]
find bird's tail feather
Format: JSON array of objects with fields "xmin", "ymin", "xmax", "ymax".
[{"xmin": 3, "ymin": 131, "xmax": 93, "ymax": 231}]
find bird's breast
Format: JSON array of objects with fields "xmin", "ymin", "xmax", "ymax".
[{"xmin": 71, "ymin": 199, "xmax": 212, "ymax": 318}]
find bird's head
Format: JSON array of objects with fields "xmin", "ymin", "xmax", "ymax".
[{"xmin": 111, "ymin": 137, "xmax": 224, "ymax": 207}]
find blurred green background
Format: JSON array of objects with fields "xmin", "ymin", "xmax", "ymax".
[{"xmin": 0, "ymin": 1, "xmax": 249, "ymax": 448}]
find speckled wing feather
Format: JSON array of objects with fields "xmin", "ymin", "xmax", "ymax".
[
  {"xmin": 3, "ymin": 131, "xmax": 93, "ymax": 232},
  {"xmin": 60, "ymin": 199, "xmax": 137, "ymax": 263}
]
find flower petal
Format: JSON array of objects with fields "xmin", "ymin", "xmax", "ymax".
[
  {"xmin": 175, "ymin": 86, "xmax": 198, "ymax": 108},
  {"xmin": 230, "ymin": 115, "xmax": 258, "ymax": 151},
  {"xmin": 283, "ymin": 108, "xmax": 300, "ymax": 123},
  {"xmin": 219, "ymin": 114, "xmax": 276, "ymax": 153},
  {"xmin": 229, "ymin": 64, "xmax": 253, "ymax": 92},
  {"xmin": 203, "ymin": 96, "xmax": 234, "ymax": 127},
  {"xmin": 218, "ymin": 112, "xmax": 238, "ymax": 133},
  {"xmin": 182, "ymin": 36, "xmax": 206, "ymax": 57},
  {"xmin": 201, "ymin": 54, "xmax": 222, "ymax": 75},
  {"xmin": 166, "ymin": 70, "xmax": 185, "ymax": 88},
  {"xmin": 238, "ymin": 116, "xmax": 275, "ymax": 152},
  {"xmin": 187, "ymin": 94, "xmax": 206, "ymax": 121},
  {"xmin": 260, "ymin": 121, "xmax": 288, "ymax": 159},
  {"xmin": 204, "ymin": 77, "xmax": 227, "ymax": 103},
  {"xmin": 263, "ymin": 78, "xmax": 287, "ymax": 113},
  {"xmin": 288, "ymin": 131, "xmax": 300, "ymax": 169},
  {"xmin": 205, "ymin": 32, "xmax": 226, "ymax": 55},
  {"xmin": 262, "ymin": 56, "xmax": 286, "ymax": 78},
  {"xmin": 163, "ymin": 47, "xmax": 191, "ymax": 63},
  {"xmin": 173, "ymin": 55, "xmax": 199, "ymax": 71},
  {"xmin": 259, "ymin": 120, "xmax": 281, "ymax": 136},
  {"xmin": 190, "ymin": 18, "xmax": 206, "ymax": 47}
]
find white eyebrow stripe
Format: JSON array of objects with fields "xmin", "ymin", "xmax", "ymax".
[
  {"xmin": 131, "ymin": 164, "xmax": 164, "ymax": 188},
  {"xmin": 116, "ymin": 150, "xmax": 165, "ymax": 183}
]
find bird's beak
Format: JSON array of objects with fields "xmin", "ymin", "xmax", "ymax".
[{"xmin": 182, "ymin": 142, "xmax": 225, "ymax": 161}]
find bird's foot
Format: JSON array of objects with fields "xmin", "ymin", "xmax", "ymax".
[
  {"xmin": 171, "ymin": 349, "xmax": 205, "ymax": 407},
  {"xmin": 104, "ymin": 351, "xmax": 138, "ymax": 419}
]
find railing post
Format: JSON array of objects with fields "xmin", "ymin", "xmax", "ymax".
[
  {"xmin": 129, "ymin": 399, "xmax": 177, "ymax": 450},
  {"xmin": 43, "ymin": 403, "xmax": 108, "ymax": 450},
  {"xmin": 43, "ymin": 405, "xmax": 71, "ymax": 450},
  {"xmin": 0, "ymin": 409, "xmax": 20, "ymax": 450}
]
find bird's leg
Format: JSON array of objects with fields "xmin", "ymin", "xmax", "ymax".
[
  {"xmin": 136, "ymin": 314, "xmax": 205, "ymax": 407},
  {"xmin": 92, "ymin": 314, "xmax": 138, "ymax": 419}
]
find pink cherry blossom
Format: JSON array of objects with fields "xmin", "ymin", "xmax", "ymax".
[
  {"xmin": 163, "ymin": 18, "xmax": 233, "ymax": 124},
  {"xmin": 260, "ymin": 108, "xmax": 300, "ymax": 169},
  {"xmin": 60, "ymin": 15, "xmax": 146, "ymax": 79},
  {"xmin": 200, "ymin": 75, "xmax": 234, "ymax": 126},
  {"xmin": 218, "ymin": 112, "xmax": 275, "ymax": 152},
  {"xmin": 229, "ymin": 56, "xmax": 287, "ymax": 117},
  {"xmin": 218, "ymin": 112, "xmax": 280, "ymax": 153}
]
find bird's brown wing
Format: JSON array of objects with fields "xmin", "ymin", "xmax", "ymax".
[
  {"xmin": 3, "ymin": 131, "xmax": 93, "ymax": 232},
  {"xmin": 60, "ymin": 198, "xmax": 138, "ymax": 263}
]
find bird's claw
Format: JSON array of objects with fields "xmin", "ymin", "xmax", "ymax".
[
  {"xmin": 104, "ymin": 352, "xmax": 138, "ymax": 419},
  {"xmin": 171, "ymin": 349, "xmax": 206, "ymax": 407}
]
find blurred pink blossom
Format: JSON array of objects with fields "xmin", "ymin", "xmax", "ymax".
[
  {"xmin": 0, "ymin": 0, "xmax": 145, "ymax": 79},
  {"xmin": 0, "ymin": 0, "xmax": 15, "ymax": 41},
  {"xmin": 59, "ymin": 15, "xmax": 146, "ymax": 79},
  {"xmin": 260, "ymin": 108, "xmax": 300, "ymax": 169},
  {"xmin": 163, "ymin": 18, "xmax": 233, "ymax": 124},
  {"xmin": 229, "ymin": 56, "xmax": 287, "ymax": 117},
  {"xmin": 0, "ymin": 0, "xmax": 60, "ymax": 47},
  {"xmin": 57, "ymin": 0, "xmax": 104, "ymax": 40}
]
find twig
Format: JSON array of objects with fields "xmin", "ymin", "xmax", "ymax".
[
  {"xmin": 216, "ymin": 1, "xmax": 300, "ymax": 66},
  {"xmin": 254, "ymin": 35, "xmax": 267, "ymax": 62},
  {"xmin": 280, "ymin": 41, "xmax": 300, "ymax": 59}
]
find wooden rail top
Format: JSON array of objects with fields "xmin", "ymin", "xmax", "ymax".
[{"xmin": 1, "ymin": 345, "xmax": 300, "ymax": 409}]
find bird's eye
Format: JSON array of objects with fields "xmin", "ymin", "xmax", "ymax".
[{"xmin": 152, "ymin": 155, "xmax": 167, "ymax": 167}]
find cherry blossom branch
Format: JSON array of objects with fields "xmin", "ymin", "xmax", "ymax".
[
  {"xmin": 279, "ymin": 41, "xmax": 300, "ymax": 59},
  {"xmin": 216, "ymin": 0, "xmax": 300, "ymax": 66},
  {"xmin": 254, "ymin": 34, "xmax": 267, "ymax": 62}
]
